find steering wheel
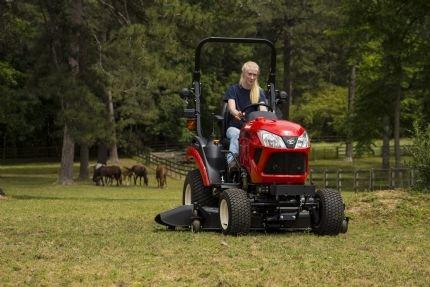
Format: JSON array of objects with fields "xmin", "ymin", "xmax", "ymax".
[
  {"xmin": 241, "ymin": 103, "xmax": 273, "ymax": 114},
  {"xmin": 240, "ymin": 103, "xmax": 275, "ymax": 122}
]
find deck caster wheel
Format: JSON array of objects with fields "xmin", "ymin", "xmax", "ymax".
[
  {"xmin": 341, "ymin": 217, "xmax": 349, "ymax": 233},
  {"xmin": 191, "ymin": 219, "xmax": 201, "ymax": 233},
  {"xmin": 167, "ymin": 225, "xmax": 175, "ymax": 230}
]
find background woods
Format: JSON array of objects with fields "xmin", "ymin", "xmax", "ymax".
[{"xmin": 0, "ymin": 0, "xmax": 429, "ymax": 184}]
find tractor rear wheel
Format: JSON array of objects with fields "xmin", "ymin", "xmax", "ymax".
[
  {"xmin": 182, "ymin": 169, "xmax": 217, "ymax": 207},
  {"xmin": 219, "ymin": 188, "xmax": 251, "ymax": 235},
  {"xmin": 312, "ymin": 188, "xmax": 345, "ymax": 235}
]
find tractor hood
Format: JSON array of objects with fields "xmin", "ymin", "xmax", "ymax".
[{"xmin": 245, "ymin": 117, "xmax": 306, "ymax": 137}]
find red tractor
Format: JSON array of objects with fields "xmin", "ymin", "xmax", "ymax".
[{"xmin": 155, "ymin": 37, "xmax": 348, "ymax": 235}]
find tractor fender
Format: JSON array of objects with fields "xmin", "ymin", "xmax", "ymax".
[
  {"xmin": 186, "ymin": 146, "xmax": 211, "ymax": 186},
  {"xmin": 186, "ymin": 136, "xmax": 222, "ymax": 187}
]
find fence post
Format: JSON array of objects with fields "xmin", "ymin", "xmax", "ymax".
[
  {"xmin": 399, "ymin": 169, "xmax": 403, "ymax": 188},
  {"xmin": 410, "ymin": 169, "xmax": 415, "ymax": 187},
  {"xmin": 337, "ymin": 169, "xmax": 342, "ymax": 192},
  {"xmin": 389, "ymin": 167, "xmax": 394, "ymax": 188},
  {"xmin": 354, "ymin": 170, "xmax": 358, "ymax": 192},
  {"xmin": 369, "ymin": 168, "xmax": 374, "ymax": 191},
  {"xmin": 324, "ymin": 169, "xmax": 328, "ymax": 188}
]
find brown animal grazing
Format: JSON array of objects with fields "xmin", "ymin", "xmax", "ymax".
[
  {"xmin": 156, "ymin": 164, "xmax": 168, "ymax": 188},
  {"xmin": 93, "ymin": 165, "xmax": 122, "ymax": 186},
  {"xmin": 122, "ymin": 167, "xmax": 134, "ymax": 186},
  {"xmin": 131, "ymin": 164, "xmax": 148, "ymax": 186}
]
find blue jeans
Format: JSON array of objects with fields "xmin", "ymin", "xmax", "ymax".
[{"xmin": 226, "ymin": 127, "xmax": 240, "ymax": 163}]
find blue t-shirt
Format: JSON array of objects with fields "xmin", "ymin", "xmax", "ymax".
[{"xmin": 224, "ymin": 84, "xmax": 266, "ymax": 129}]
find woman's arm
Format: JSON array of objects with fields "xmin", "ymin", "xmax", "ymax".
[{"xmin": 228, "ymin": 99, "xmax": 244, "ymax": 120}]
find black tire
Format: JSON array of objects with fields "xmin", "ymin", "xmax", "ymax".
[
  {"xmin": 219, "ymin": 188, "xmax": 251, "ymax": 235},
  {"xmin": 312, "ymin": 188, "xmax": 345, "ymax": 235},
  {"xmin": 182, "ymin": 169, "xmax": 217, "ymax": 207},
  {"xmin": 191, "ymin": 219, "xmax": 201, "ymax": 233}
]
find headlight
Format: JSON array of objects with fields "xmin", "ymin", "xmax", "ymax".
[
  {"xmin": 257, "ymin": 130, "xmax": 286, "ymax": 148},
  {"xmin": 295, "ymin": 131, "xmax": 310, "ymax": 148}
]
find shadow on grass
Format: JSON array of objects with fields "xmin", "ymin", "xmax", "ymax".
[{"xmin": 153, "ymin": 225, "xmax": 314, "ymax": 236}]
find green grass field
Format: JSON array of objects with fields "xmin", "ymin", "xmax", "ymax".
[{"xmin": 0, "ymin": 162, "xmax": 429, "ymax": 286}]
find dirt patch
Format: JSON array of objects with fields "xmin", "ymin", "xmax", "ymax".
[
  {"xmin": 375, "ymin": 189, "xmax": 408, "ymax": 210},
  {"xmin": 347, "ymin": 189, "xmax": 409, "ymax": 216}
]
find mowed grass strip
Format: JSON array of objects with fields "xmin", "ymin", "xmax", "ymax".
[{"xmin": 0, "ymin": 164, "xmax": 429, "ymax": 286}]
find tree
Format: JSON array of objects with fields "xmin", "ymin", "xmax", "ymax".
[
  {"xmin": 291, "ymin": 84, "xmax": 348, "ymax": 139},
  {"xmin": 344, "ymin": 0, "xmax": 430, "ymax": 168}
]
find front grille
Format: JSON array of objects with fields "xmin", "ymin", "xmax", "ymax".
[{"xmin": 263, "ymin": 152, "xmax": 306, "ymax": 175}]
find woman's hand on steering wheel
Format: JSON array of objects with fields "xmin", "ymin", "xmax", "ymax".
[{"xmin": 231, "ymin": 110, "xmax": 244, "ymax": 121}]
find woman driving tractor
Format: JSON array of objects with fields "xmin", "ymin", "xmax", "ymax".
[{"xmin": 224, "ymin": 61, "xmax": 267, "ymax": 170}]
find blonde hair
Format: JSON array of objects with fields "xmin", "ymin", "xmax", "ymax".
[{"xmin": 239, "ymin": 61, "xmax": 261, "ymax": 104}]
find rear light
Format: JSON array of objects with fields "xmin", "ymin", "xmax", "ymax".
[{"xmin": 186, "ymin": 118, "xmax": 196, "ymax": 131}]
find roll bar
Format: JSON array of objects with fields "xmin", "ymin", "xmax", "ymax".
[
  {"xmin": 193, "ymin": 37, "xmax": 277, "ymax": 84},
  {"xmin": 190, "ymin": 37, "xmax": 278, "ymax": 138}
]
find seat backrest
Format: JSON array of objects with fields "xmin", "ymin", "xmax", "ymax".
[
  {"xmin": 214, "ymin": 101, "xmax": 231, "ymax": 148},
  {"xmin": 223, "ymin": 101, "xmax": 230, "ymax": 130}
]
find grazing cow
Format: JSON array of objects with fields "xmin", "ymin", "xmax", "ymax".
[
  {"xmin": 121, "ymin": 167, "xmax": 134, "ymax": 186},
  {"xmin": 156, "ymin": 164, "xmax": 168, "ymax": 188},
  {"xmin": 131, "ymin": 164, "xmax": 148, "ymax": 186},
  {"xmin": 93, "ymin": 165, "xmax": 122, "ymax": 186}
]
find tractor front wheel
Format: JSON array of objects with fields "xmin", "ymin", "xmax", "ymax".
[
  {"xmin": 219, "ymin": 188, "xmax": 251, "ymax": 235},
  {"xmin": 311, "ymin": 188, "xmax": 345, "ymax": 235}
]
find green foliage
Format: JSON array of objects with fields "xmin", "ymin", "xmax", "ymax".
[
  {"xmin": 343, "ymin": 0, "xmax": 430, "ymax": 149},
  {"xmin": 291, "ymin": 84, "xmax": 347, "ymax": 138},
  {"xmin": 409, "ymin": 122, "xmax": 430, "ymax": 191},
  {"xmin": 1, "ymin": 0, "xmax": 429, "ymax": 160}
]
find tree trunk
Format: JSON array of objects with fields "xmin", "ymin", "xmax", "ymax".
[
  {"xmin": 382, "ymin": 115, "xmax": 390, "ymax": 169},
  {"xmin": 394, "ymin": 84, "xmax": 401, "ymax": 169},
  {"xmin": 282, "ymin": 27, "xmax": 292, "ymax": 120},
  {"xmin": 59, "ymin": 124, "xmax": 75, "ymax": 185},
  {"xmin": 107, "ymin": 89, "xmax": 119, "ymax": 164},
  {"xmin": 97, "ymin": 142, "xmax": 108, "ymax": 165},
  {"xmin": 345, "ymin": 65, "xmax": 356, "ymax": 162},
  {"xmin": 78, "ymin": 144, "xmax": 89, "ymax": 180},
  {"xmin": 2, "ymin": 133, "xmax": 6, "ymax": 162},
  {"xmin": 58, "ymin": 0, "xmax": 82, "ymax": 184}
]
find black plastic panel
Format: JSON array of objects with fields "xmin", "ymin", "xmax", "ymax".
[{"xmin": 263, "ymin": 152, "xmax": 306, "ymax": 175}]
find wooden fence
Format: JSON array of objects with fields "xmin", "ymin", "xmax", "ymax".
[
  {"xmin": 308, "ymin": 168, "xmax": 415, "ymax": 192},
  {"xmin": 310, "ymin": 145, "xmax": 412, "ymax": 161},
  {"xmin": 144, "ymin": 152, "xmax": 416, "ymax": 191}
]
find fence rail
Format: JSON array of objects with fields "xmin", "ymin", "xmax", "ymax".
[
  {"xmin": 144, "ymin": 152, "xmax": 415, "ymax": 191},
  {"xmin": 310, "ymin": 145, "xmax": 412, "ymax": 160},
  {"xmin": 308, "ymin": 168, "xmax": 415, "ymax": 192}
]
